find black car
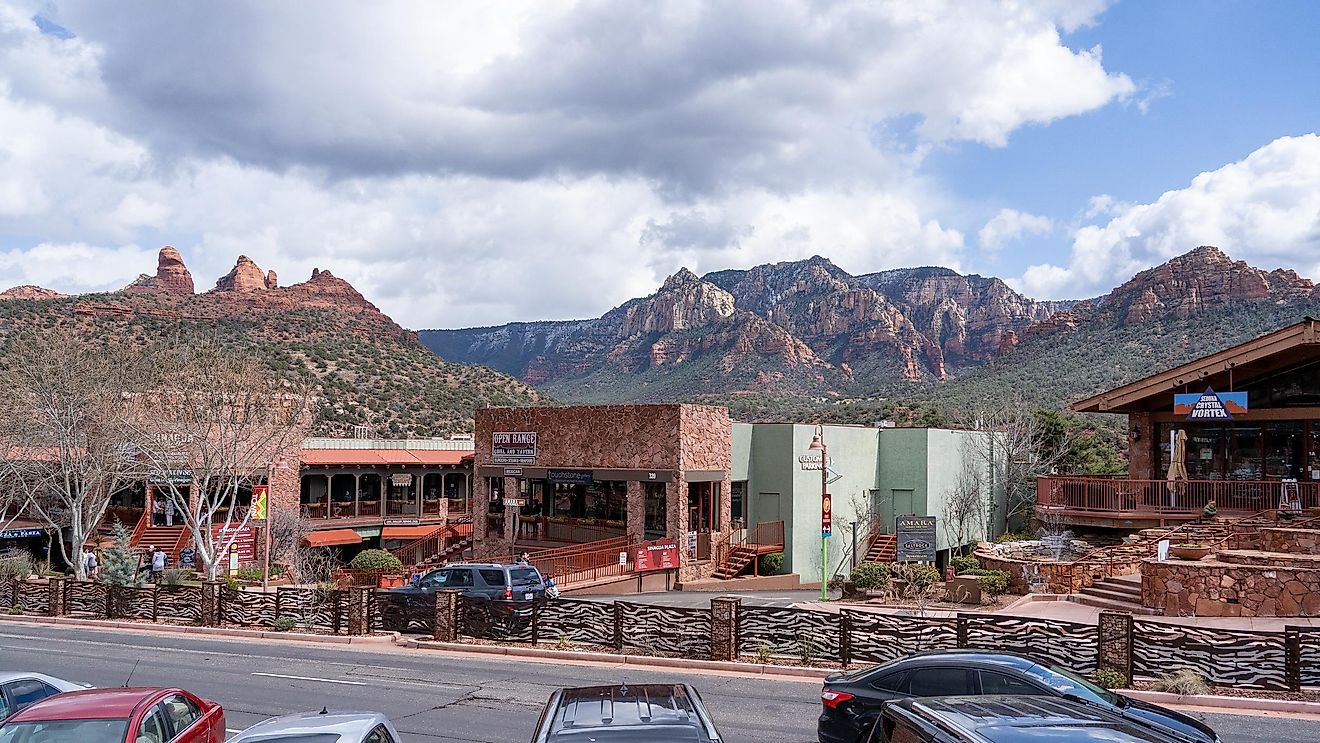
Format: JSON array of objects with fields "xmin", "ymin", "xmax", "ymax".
[
  {"xmin": 389, "ymin": 562, "xmax": 548, "ymax": 603},
  {"xmin": 866, "ymin": 695, "xmax": 1192, "ymax": 743},
  {"xmin": 530, "ymin": 684, "xmax": 724, "ymax": 743},
  {"xmin": 818, "ymin": 651, "xmax": 1216, "ymax": 743}
]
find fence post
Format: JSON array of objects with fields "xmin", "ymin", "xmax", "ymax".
[
  {"xmin": 152, "ymin": 586, "xmax": 159, "ymax": 623},
  {"xmin": 1097, "ymin": 611, "xmax": 1134, "ymax": 687},
  {"xmin": 531, "ymin": 599, "xmax": 540, "ymax": 645},
  {"xmin": 956, "ymin": 613, "xmax": 969, "ymax": 649},
  {"xmin": 433, "ymin": 589, "xmax": 459, "ymax": 642},
  {"xmin": 348, "ymin": 587, "xmax": 371, "ymax": 636},
  {"xmin": 274, "ymin": 587, "xmax": 284, "ymax": 624},
  {"xmin": 1285, "ymin": 626, "xmax": 1301, "ymax": 693},
  {"xmin": 47, "ymin": 577, "xmax": 66, "ymax": 617},
  {"xmin": 202, "ymin": 581, "xmax": 221, "ymax": 626},
  {"xmin": 840, "ymin": 611, "xmax": 852, "ymax": 667},
  {"xmin": 613, "ymin": 602, "xmax": 625, "ymax": 653},
  {"xmin": 710, "ymin": 597, "xmax": 740, "ymax": 662}
]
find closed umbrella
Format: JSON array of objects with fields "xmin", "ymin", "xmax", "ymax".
[{"xmin": 1166, "ymin": 429, "xmax": 1189, "ymax": 508}]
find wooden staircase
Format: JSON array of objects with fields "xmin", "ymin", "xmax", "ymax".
[
  {"xmin": 710, "ymin": 521, "xmax": 785, "ymax": 580},
  {"xmin": 135, "ymin": 525, "xmax": 189, "ymax": 562},
  {"xmin": 864, "ymin": 533, "xmax": 897, "ymax": 563},
  {"xmin": 391, "ymin": 522, "xmax": 474, "ymax": 572},
  {"xmin": 712, "ymin": 546, "xmax": 758, "ymax": 579}
]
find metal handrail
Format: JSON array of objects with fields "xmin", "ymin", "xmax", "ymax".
[{"xmin": 1038, "ymin": 476, "xmax": 1320, "ymax": 515}]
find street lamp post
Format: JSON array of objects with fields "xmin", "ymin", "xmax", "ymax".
[{"xmin": 808, "ymin": 426, "xmax": 829, "ymax": 601}]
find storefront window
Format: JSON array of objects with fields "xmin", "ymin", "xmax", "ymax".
[
  {"xmin": 1309, "ymin": 425, "xmax": 1320, "ymax": 481},
  {"xmin": 731, "ymin": 481, "xmax": 745, "ymax": 527},
  {"xmin": 1186, "ymin": 427, "xmax": 1226, "ymax": 480},
  {"xmin": 1228, "ymin": 425, "xmax": 1263, "ymax": 480},
  {"xmin": 1265, "ymin": 421, "xmax": 1305, "ymax": 479},
  {"xmin": 644, "ymin": 482, "xmax": 667, "ymax": 537},
  {"xmin": 359, "ymin": 474, "xmax": 381, "ymax": 517}
]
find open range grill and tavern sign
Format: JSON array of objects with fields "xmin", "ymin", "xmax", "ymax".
[{"xmin": 492, "ymin": 431, "xmax": 538, "ymax": 464}]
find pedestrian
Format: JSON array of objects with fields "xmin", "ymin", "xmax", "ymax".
[
  {"xmin": 164, "ymin": 498, "xmax": 175, "ymax": 527},
  {"xmin": 137, "ymin": 546, "xmax": 151, "ymax": 578},
  {"xmin": 150, "ymin": 545, "xmax": 167, "ymax": 583},
  {"xmin": 81, "ymin": 547, "xmax": 98, "ymax": 580},
  {"xmin": 153, "ymin": 498, "xmax": 165, "ymax": 526},
  {"xmin": 517, "ymin": 551, "xmax": 531, "ymax": 565}
]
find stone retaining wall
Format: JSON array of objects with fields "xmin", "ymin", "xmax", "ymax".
[
  {"xmin": 1141, "ymin": 557, "xmax": 1320, "ymax": 617},
  {"xmin": 973, "ymin": 549, "xmax": 1144, "ymax": 594},
  {"xmin": 1260, "ymin": 527, "xmax": 1320, "ymax": 555}
]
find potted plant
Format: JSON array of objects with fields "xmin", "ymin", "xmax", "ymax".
[{"xmin": 1169, "ymin": 543, "xmax": 1213, "ymax": 560}]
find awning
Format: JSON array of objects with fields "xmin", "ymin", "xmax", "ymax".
[
  {"xmin": 382, "ymin": 525, "xmax": 439, "ymax": 540},
  {"xmin": 303, "ymin": 529, "xmax": 363, "ymax": 547}
]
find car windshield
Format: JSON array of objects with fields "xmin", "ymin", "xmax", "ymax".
[
  {"xmin": 510, "ymin": 568, "xmax": 541, "ymax": 585},
  {"xmin": 1022, "ymin": 664, "xmax": 1121, "ymax": 706},
  {"xmin": 0, "ymin": 719, "xmax": 130, "ymax": 743}
]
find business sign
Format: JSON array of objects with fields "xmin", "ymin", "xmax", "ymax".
[
  {"xmin": 0, "ymin": 527, "xmax": 45, "ymax": 540},
  {"xmin": 503, "ymin": 467, "xmax": 524, "ymax": 476},
  {"xmin": 250, "ymin": 484, "xmax": 269, "ymax": 522},
  {"xmin": 179, "ymin": 548, "xmax": 196, "ymax": 568},
  {"xmin": 635, "ymin": 539, "xmax": 681, "ymax": 573},
  {"xmin": 148, "ymin": 469, "xmax": 194, "ymax": 485},
  {"xmin": 895, "ymin": 515, "xmax": 937, "ymax": 562},
  {"xmin": 821, "ymin": 492, "xmax": 833, "ymax": 537},
  {"xmin": 213, "ymin": 524, "xmax": 257, "ymax": 562},
  {"xmin": 1174, "ymin": 387, "xmax": 1247, "ymax": 420},
  {"xmin": 384, "ymin": 518, "xmax": 420, "ymax": 526},
  {"xmin": 390, "ymin": 473, "xmax": 414, "ymax": 487},
  {"xmin": 548, "ymin": 468, "xmax": 593, "ymax": 485},
  {"xmin": 686, "ymin": 530, "xmax": 698, "ymax": 558},
  {"xmin": 502, "ymin": 498, "xmax": 527, "ymax": 507},
  {"xmin": 492, "ymin": 432, "xmax": 538, "ymax": 464},
  {"xmin": 798, "ymin": 454, "xmax": 834, "ymax": 470}
]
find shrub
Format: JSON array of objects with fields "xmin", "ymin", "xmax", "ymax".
[
  {"xmin": 995, "ymin": 531, "xmax": 1034, "ymax": 544},
  {"xmin": 796, "ymin": 630, "xmax": 816, "ymax": 666},
  {"xmin": 159, "ymin": 568, "xmax": 191, "ymax": 586},
  {"xmin": 973, "ymin": 570, "xmax": 1009, "ymax": 596},
  {"xmin": 756, "ymin": 642, "xmax": 772, "ymax": 665},
  {"xmin": 349, "ymin": 549, "xmax": 403, "ymax": 572},
  {"xmin": 235, "ymin": 567, "xmax": 265, "ymax": 582},
  {"xmin": 849, "ymin": 562, "xmax": 892, "ymax": 590},
  {"xmin": 899, "ymin": 563, "xmax": 941, "ymax": 590},
  {"xmin": 1092, "ymin": 669, "xmax": 1127, "ymax": 690},
  {"xmin": 1150, "ymin": 669, "xmax": 1210, "ymax": 696},
  {"xmin": 272, "ymin": 617, "xmax": 297, "ymax": 632},
  {"xmin": 0, "ymin": 550, "xmax": 34, "ymax": 580},
  {"xmin": 758, "ymin": 552, "xmax": 784, "ymax": 575},
  {"xmin": 950, "ymin": 555, "xmax": 981, "ymax": 575}
]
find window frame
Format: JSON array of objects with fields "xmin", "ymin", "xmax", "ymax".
[
  {"xmin": 3, "ymin": 678, "xmax": 59, "ymax": 711},
  {"xmin": 905, "ymin": 666, "xmax": 973, "ymax": 697},
  {"xmin": 160, "ymin": 693, "xmax": 203, "ymax": 740},
  {"xmin": 363, "ymin": 724, "xmax": 397, "ymax": 743},
  {"xmin": 976, "ymin": 670, "xmax": 1046, "ymax": 696}
]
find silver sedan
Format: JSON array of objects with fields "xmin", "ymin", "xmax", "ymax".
[
  {"xmin": 0, "ymin": 672, "xmax": 92, "ymax": 721},
  {"xmin": 228, "ymin": 710, "xmax": 403, "ymax": 743}
]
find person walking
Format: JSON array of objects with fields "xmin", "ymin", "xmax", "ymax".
[
  {"xmin": 81, "ymin": 547, "xmax": 98, "ymax": 580},
  {"xmin": 150, "ymin": 545, "xmax": 167, "ymax": 583},
  {"xmin": 164, "ymin": 498, "xmax": 175, "ymax": 527}
]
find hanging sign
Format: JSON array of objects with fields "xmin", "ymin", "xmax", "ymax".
[
  {"xmin": 798, "ymin": 454, "xmax": 833, "ymax": 470},
  {"xmin": 493, "ymin": 432, "xmax": 538, "ymax": 464},
  {"xmin": 390, "ymin": 473, "xmax": 413, "ymax": 487},
  {"xmin": 0, "ymin": 528, "xmax": 44, "ymax": 540},
  {"xmin": 250, "ymin": 484, "xmax": 269, "ymax": 522},
  {"xmin": 1174, "ymin": 387, "xmax": 1247, "ymax": 420},
  {"xmin": 895, "ymin": 515, "xmax": 937, "ymax": 562}
]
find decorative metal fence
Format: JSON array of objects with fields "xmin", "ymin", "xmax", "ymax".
[{"xmin": 1133, "ymin": 620, "xmax": 1289, "ymax": 690}]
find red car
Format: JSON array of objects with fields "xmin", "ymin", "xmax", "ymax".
[{"xmin": 0, "ymin": 687, "xmax": 224, "ymax": 743}]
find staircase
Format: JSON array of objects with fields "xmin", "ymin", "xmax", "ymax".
[
  {"xmin": 1071, "ymin": 574, "xmax": 1159, "ymax": 615},
  {"xmin": 710, "ymin": 521, "xmax": 786, "ymax": 580},
  {"xmin": 865, "ymin": 534, "xmax": 897, "ymax": 563},
  {"xmin": 135, "ymin": 525, "xmax": 189, "ymax": 561},
  {"xmin": 712, "ymin": 546, "xmax": 758, "ymax": 579},
  {"xmin": 391, "ymin": 522, "xmax": 474, "ymax": 572}
]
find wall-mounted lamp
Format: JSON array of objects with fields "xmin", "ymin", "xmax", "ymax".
[{"xmin": 1131, "ymin": 426, "xmax": 1141, "ymax": 442}]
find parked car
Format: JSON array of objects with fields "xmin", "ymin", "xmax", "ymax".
[
  {"xmin": 818, "ymin": 650, "xmax": 1216, "ymax": 743},
  {"xmin": 391, "ymin": 562, "xmax": 549, "ymax": 606},
  {"xmin": 0, "ymin": 687, "xmax": 224, "ymax": 743},
  {"xmin": 863, "ymin": 695, "xmax": 1194, "ymax": 743},
  {"xmin": 229, "ymin": 710, "xmax": 402, "ymax": 743},
  {"xmin": 531, "ymin": 684, "xmax": 724, "ymax": 743},
  {"xmin": 0, "ymin": 673, "xmax": 91, "ymax": 722}
]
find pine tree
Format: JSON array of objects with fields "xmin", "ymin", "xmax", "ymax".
[{"xmin": 100, "ymin": 522, "xmax": 144, "ymax": 587}]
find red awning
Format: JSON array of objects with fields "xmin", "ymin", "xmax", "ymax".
[
  {"xmin": 381, "ymin": 525, "xmax": 438, "ymax": 540},
  {"xmin": 303, "ymin": 529, "xmax": 363, "ymax": 547}
]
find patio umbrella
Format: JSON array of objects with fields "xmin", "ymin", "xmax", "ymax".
[{"xmin": 1166, "ymin": 429, "xmax": 1189, "ymax": 508}]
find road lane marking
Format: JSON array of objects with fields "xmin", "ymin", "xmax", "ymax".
[{"xmin": 251, "ymin": 672, "xmax": 366, "ymax": 686}]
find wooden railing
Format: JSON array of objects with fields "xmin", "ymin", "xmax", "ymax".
[
  {"xmin": 1037, "ymin": 476, "xmax": 1320, "ymax": 515},
  {"xmin": 713, "ymin": 520, "xmax": 785, "ymax": 569},
  {"xmin": 130, "ymin": 509, "xmax": 150, "ymax": 547},
  {"xmin": 489, "ymin": 536, "xmax": 634, "ymax": 587},
  {"xmin": 391, "ymin": 524, "xmax": 459, "ymax": 567}
]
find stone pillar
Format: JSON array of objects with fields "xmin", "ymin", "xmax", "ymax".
[
  {"xmin": 47, "ymin": 576, "xmax": 66, "ymax": 617},
  {"xmin": 503, "ymin": 476, "xmax": 519, "ymax": 544},
  {"xmin": 1097, "ymin": 611, "xmax": 1133, "ymax": 687},
  {"xmin": 201, "ymin": 581, "xmax": 222, "ymax": 626},
  {"xmin": 353, "ymin": 473, "xmax": 361, "ymax": 518},
  {"xmin": 473, "ymin": 476, "xmax": 490, "ymax": 543},
  {"xmin": 626, "ymin": 481, "xmax": 646, "ymax": 544},
  {"xmin": 1128, "ymin": 413, "xmax": 1154, "ymax": 479},
  {"xmin": 347, "ymin": 586, "xmax": 371, "ymax": 636},
  {"xmin": 710, "ymin": 596, "xmax": 740, "ymax": 661},
  {"xmin": 434, "ymin": 589, "xmax": 460, "ymax": 642}
]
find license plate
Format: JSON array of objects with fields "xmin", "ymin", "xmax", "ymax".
[{"xmin": 524, "ymin": 592, "xmax": 534, "ymax": 600}]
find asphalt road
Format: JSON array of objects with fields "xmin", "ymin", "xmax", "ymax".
[{"xmin": 1, "ymin": 621, "xmax": 1317, "ymax": 743}]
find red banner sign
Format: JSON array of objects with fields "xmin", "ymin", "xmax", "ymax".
[
  {"xmin": 635, "ymin": 539, "xmax": 680, "ymax": 573},
  {"xmin": 822, "ymin": 492, "xmax": 833, "ymax": 537},
  {"xmin": 213, "ymin": 524, "xmax": 257, "ymax": 562}
]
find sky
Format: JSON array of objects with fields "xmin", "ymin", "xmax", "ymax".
[{"xmin": 1, "ymin": 1, "xmax": 1318, "ymax": 329}]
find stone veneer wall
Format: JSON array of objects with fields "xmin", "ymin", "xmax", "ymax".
[
  {"xmin": 973, "ymin": 549, "xmax": 1143, "ymax": 594},
  {"xmin": 1141, "ymin": 558, "xmax": 1320, "ymax": 616},
  {"xmin": 1259, "ymin": 527, "xmax": 1320, "ymax": 555}
]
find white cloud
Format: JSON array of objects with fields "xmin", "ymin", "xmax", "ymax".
[
  {"xmin": 977, "ymin": 208, "xmax": 1054, "ymax": 251},
  {"xmin": 0, "ymin": 1, "xmax": 1139, "ymax": 326},
  {"xmin": 1014, "ymin": 134, "xmax": 1320, "ymax": 299}
]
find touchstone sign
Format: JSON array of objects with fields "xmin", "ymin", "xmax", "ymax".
[{"xmin": 895, "ymin": 515, "xmax": 937, "ymax": 562}]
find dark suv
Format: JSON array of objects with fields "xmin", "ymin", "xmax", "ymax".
[
  {"xmin": 818, "ymin": 651, "xmax": 1215, "ymax": 743},
  {"xmin": 530, "ymin": 684, "xmax": 724, "ymax": 743},
  {"xmin": 390, "ymin": 562, "xmax": 548, "ymax": 603},
  {"xmin": 867, "ymin": 695, "xmax": 1191, "ymax": 743}
]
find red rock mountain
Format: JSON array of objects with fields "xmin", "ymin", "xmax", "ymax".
[
  {"xmin": 0, "ymin": 247, "xmax": 541, "ymax": 436},
  {"xmin": 421, "ymin": 246, "xmax": 1318, "ymax": 403}
]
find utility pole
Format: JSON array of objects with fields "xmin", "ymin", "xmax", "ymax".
[{"xmin": 808, "ymin": 426, "xmax": 830, "ymax": 601}]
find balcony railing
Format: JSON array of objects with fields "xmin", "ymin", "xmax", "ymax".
[{"xmin": 1037, "ymin": 476, "xmax": 1320, "ymax": 515}]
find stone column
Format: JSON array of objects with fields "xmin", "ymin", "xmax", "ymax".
[
  {"xmin": 201, "ymin": 581, "xmax": 222, "ymax": 626},
  {"xmin": 347, "ymin": 586, "xmax": 372, "ymax": 636},
  {"xmin": 503, "ymin": 476, "xmax": 519, "ymax": 544},
  {"xmin": 1128, "ymin": 412, "xmax": 1154, "ymax": 479},
  {"xmin": 47, "ymin": 576, "xmax": 66, "ymax": 617},
  {"xmin": 473, "ymin": 476, "xmax": 490, "ymax": 544},
  {"xmin": 353, "ymin": 474, "xmax": 361, "ymax": 518},
  {"xmin": 1097, "ymin": 611, "xmax": 1133, "ymax": 687},
  {"xmin": 434, "ymin": 589, "xmax": 460, "ymax": 642},
  {"xmin": 626, "ymin": 481, "xmax": 646, "ymax": 544},
  {"xmin": 710, "ymin": 596, "xmax": 740, "ymax": 661}
]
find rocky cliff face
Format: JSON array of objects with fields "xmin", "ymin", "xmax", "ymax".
[
  {"xmin": 0, "ymin": 285, "xmax": 64, "ymax": 300},
  {"xmin": 214, "ymin": 255, "xmax": 278, "ymax": 292},
  {"xmin": 421, "ymin": 246, "xmax": 1318, "ymax": 405},
  {"xmin": 123, "ymin": 246, "xmax": 195, "ymax": 294}
]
